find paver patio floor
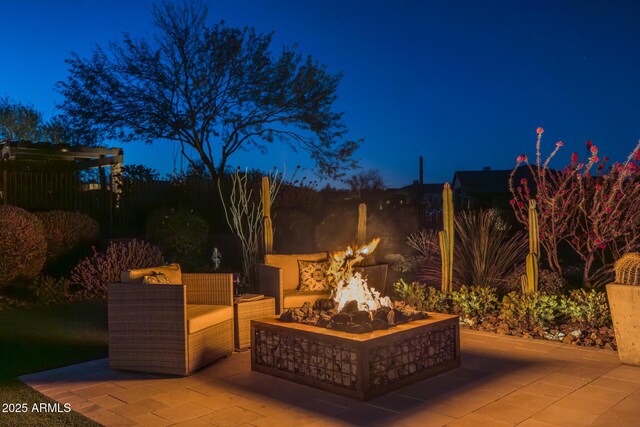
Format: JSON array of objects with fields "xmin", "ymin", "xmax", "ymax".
[{"xmin": 20, "ymin": 329, "xmax": 640, "ymax": 426}]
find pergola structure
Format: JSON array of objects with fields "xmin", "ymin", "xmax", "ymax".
[
  {"xmin": 0, "ymin": 140, "xmax": 124, "ymax": 229},
  {"xmin": 0, "ymin": 140, "xmax": 123, "ymax": 170}
]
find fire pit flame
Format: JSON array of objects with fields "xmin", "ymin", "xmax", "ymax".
[{"xmin": 332, "ymin": 272, "xmax": 392, "ymax": 312}]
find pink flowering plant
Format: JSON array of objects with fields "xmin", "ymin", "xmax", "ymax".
[{"xmin": 509, "ymin": 128, "xmax": 640, "ymax": 288}]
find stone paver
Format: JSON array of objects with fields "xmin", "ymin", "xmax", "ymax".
[{"xmin": 19, "ymin": 329, "xmax": 640, "ymax": 426}]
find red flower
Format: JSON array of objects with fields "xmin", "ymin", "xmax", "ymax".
[
  {"xmin": 591, "ymin": 155, "xmax": 599, "ymax": 163},
  {"xmin": 586, "ymin": 140, "xmax": 592, "ymax": 149},
  {"xmin": 596, "ymin": 184, "xmax": 602, "ymax": 190},
  {"xmin": 520, "ymin": 178, "xmax": 528, "ymax": 185},
  {"xmin": 556, "ymin": 141, "xmax": 563, "ymax": 147},
  {"xmin": 599, "ymin": 243, "xmax": 607, "ymax": 249},
  {"xmin": 571, "ymin": 152, "xmax": 579, "ymax": 164},
  {"xmin": 517, "ymin": 201, "xmax": 525, "ymax": 209},
  {"xmin": 634, "ymin": 150, "xmax": 640, "ymax": 161},
  {"xmin": 536, "ymin": 127, "xmax": 544, "ymax": 135},
  {"xmin": 603, "ymin": 156, "xmax": 609, "ymax": 162},
  {"xmin": 509, "ymin": 199, "xmax": 516, "ymax": 206},
  {"xmin": 590, "ymin": 145, "xmax": 598, "ymax": 154}
]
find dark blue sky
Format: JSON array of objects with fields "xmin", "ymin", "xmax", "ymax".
[{"xmin": 2, "ymin": 0, "xmax": 639, "ymax": 186}]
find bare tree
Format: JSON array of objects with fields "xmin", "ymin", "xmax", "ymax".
[
  {"xmin": 345, "ymin": 169, "xmax": 385, "ymax": 198},
  {"xmin": 57, "ymin": 2, "xmax": 360, "ymax": 180}
]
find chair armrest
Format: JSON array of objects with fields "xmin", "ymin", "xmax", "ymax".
[
  {"xmin": 183, "ymin": 273, "xmax": 234, "ymax": 306},
  {"xmin": 108, "ymin": 283, "xmax": 186, "ymax": 334},
  {"xmin": 259, "ymin": 264, "xmax": 284, "ymax": 314}
]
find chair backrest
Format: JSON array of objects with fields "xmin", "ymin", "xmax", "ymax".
[
  {"xmin": 264, "ymin": 252, "xmax": 328, "ymax": 290},
  {"xmin": 120, "ymin": 263, "xmax": 183, "ymax": 285}
]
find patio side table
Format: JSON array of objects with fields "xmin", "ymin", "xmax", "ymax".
[{"xmin": 234, "ymin": 296, "xmax": 275, "ymax": 351}]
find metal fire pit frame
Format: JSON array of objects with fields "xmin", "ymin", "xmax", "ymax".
[{"xmin": 251, "ymin": 313, "xmax": 460, "ymax": 401}]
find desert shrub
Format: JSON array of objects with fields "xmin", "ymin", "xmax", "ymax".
[
  {"xmin": 562, "ymin": 289, "xmax": 611, "ymax": 328},
  {"xmin": 29, "ymin": 275, "xmax": 68, "ymax": 305},
  {"xmin": 499, "ymin": 291, "xmax": 562, "ymax": 328},
  {"xmin": 508, "ymin": 268, "xmax": 568, "ymax": 294},
  {"xmin": 146, "ymin": 208, "xmax": 209, "ymax": 270},
  {"xmin": 539, "ymin": 269, "xmax": 567, "ymax": 294},
  {"xmin": 418, "ymin": 210, "xmax": 528, "ymax": 293},
  {"xmin": 406, "ymin": 229, "xmax": 439, "ymax": 259},
  {"xmin": 394, "ymin": 279, "xmax": 451, "ymax": 312},
  {"xmin": 70, "ymin": 239, "xmax": 164, "ymax": 298},
  {"xmin": 393, "ymin": 279, "xmax": 426, "ymax": 309},
  {"xmin": 35, "ymin": 210, "xmax": 100, "ymax": 261},
  {"xmin": 451, "ymin": 285, "xmax": 499, "ymax": 319},
  {"xmin": 0, "ymin": 205, "xmax": 47, "ymax": 286}
]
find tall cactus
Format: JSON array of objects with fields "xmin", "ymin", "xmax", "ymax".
[
  {"xmin": 439, "ymin": 183, "xmax": 454, "ymax": 292},
  {"xmin": 261, "ymin": 176, "xmax": 271, "ymax": 218},
  {"xmin": 261, "ymin": 176, "xmax": 273, "ymax": 254},
  {"xmin": 521, "ymin": 199, "xmax": 539, "ymax": 294},
  {"xmin": 357, "ymin": 203, "xmax": 367, "ymax": 245}
]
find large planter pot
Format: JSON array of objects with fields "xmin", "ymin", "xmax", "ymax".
[{"xmin": 606, "ymin": 283, "xmax": 640, "ymax": 366}]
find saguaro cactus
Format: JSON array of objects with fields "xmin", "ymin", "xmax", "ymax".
[
  {"xmin": 521, "ymin": 199, "xmax": 539, "ymax": 294},
  {"xmin": 439, "ymin": 183, "xmax": 454, "ymax": 292},
  {"xmin": 357, "ymin": 203, "xmax": 367, "ymax": 245},
  {"xmin": 261, "ymin": 176, "xmax": 273, "ymax": 254}
]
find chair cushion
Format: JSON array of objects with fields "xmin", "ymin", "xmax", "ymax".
[
  {"xmin": 283, "ymin": 290, "xmax": 332, "ymax": 309},
  {"xmin": 265, "ymin": 252, "xmax": 327, "ymax": 291},
  {"xmin": 121, "ymin": 264, "xmax": 182, "ymax": 285},
  {"xmin": 186, "ymin": 305, "xmax": 233, "ymax": 334},
  {"xmin": 298, "ymin": 260, "xmax": 333, "ymax": 291}
]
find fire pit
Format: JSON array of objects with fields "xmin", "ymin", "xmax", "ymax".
[
  {"xmin": 251, "ymin": 313, "xmax": 459, "ymax": 400},
  {"xmin": 251, "ymin": 239, "xmax": 460, "ymax": 399}
]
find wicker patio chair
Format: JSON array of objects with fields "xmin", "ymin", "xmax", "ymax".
[
  {"xmin": 259, "ymin": 253, "xmax": 388, "ymax": 314},
  {"xmin": 108, "ymin": 267, "xmax": 234, "ymax": 376}
]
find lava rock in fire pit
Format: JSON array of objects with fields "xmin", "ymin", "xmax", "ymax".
[
  {"xmin": 343, "ymin": 322, "xmax": 373, "ymax": 334},
  {"xmin": 352, "ymin": 310, "xmax": 373, "ymax": 324},
  {"xmin": 341, "ymin": 300, "xmax": 359, "ymax": 315},
  {"xmin": 313, "ymin": 298, "xmax": 336, "ymax": 312},
  {"xmin": 331, "ymin": 313, "xmax": 351, "ymax": 324},
  {"xmin": 279, "ymin": 297, "xmax": 429, "ymax": 334},
  {"xmin": 371, "ymin": 318, "xmax": 388, "ymax": 330}
]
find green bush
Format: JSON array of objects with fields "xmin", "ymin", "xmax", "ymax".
[
  {"xmin": 70, "ymin": 239, "xmax": 164, "ymax": 298},
  {"xmin": 538, "ymin": 269, "xmax": 567, "ymax": 294},
  {"xmin": 0, "ymin": 205, "xmax": 47, "ymax": 286},
  {"xmin": 393, "ymin": 279, "xmax": 451, "ymax": 311},
  {"xmin": 499, "ymin": 291, "xmax": 562, "ymax": 328},
  {"xmin": 146, "ymin": 208, "xmax": 209, "ymax": 271},
  {"xmin": 451, "ymin": 285, "xmax": 499, "ymax": 319},
  {"xmin": 562, "ymin": 289, "xmax": 611, "ymax": 328},
  {"xmin": 29, "ymin": 275, "xmax": 68, "ymax": 306},
  {"xmin": 34, "ymin": 211, "xmax": 100, "ymax": 261}
]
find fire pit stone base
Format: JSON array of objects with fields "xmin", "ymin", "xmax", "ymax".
[{"xmin": 251, "ymin": 313, "xmax": 460, "ymax": 400}]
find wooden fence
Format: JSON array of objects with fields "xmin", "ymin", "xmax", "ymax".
[{"xmin": 1, "ymin": 167, "xmax": 441, "ymax": 237}]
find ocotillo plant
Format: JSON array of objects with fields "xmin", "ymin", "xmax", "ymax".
[
  {"xmin": 521, "ymin": 199, "xmax": 539, "ymax": 294},
  {"xmin": 439, "ymin": 183, "xmax": 454, "ymax": 292},
  {"xmin": 261, "ymin": 176, "xmax": 273, "ymax": 254},
  {"xmin": 357, "ymin": 203, "xmax": 367, "ymax": 245}
]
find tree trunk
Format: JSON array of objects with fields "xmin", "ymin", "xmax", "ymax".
[{"xmin": 583, "ymin": 252, "xmax": 595, "ymax": 289}]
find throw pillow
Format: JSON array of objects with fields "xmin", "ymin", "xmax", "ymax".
[
  {"xmin": 142, "ymin": 272, "xmax": 173, "ymax": 284},
  {"xmin": 298, "ymin": 260, "xmax": 333, "ymax": 291}
]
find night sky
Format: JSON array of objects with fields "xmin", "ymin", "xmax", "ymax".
[{"xmin": 2, "ymin": 0, "xmax": 640, "ymax": 187}]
